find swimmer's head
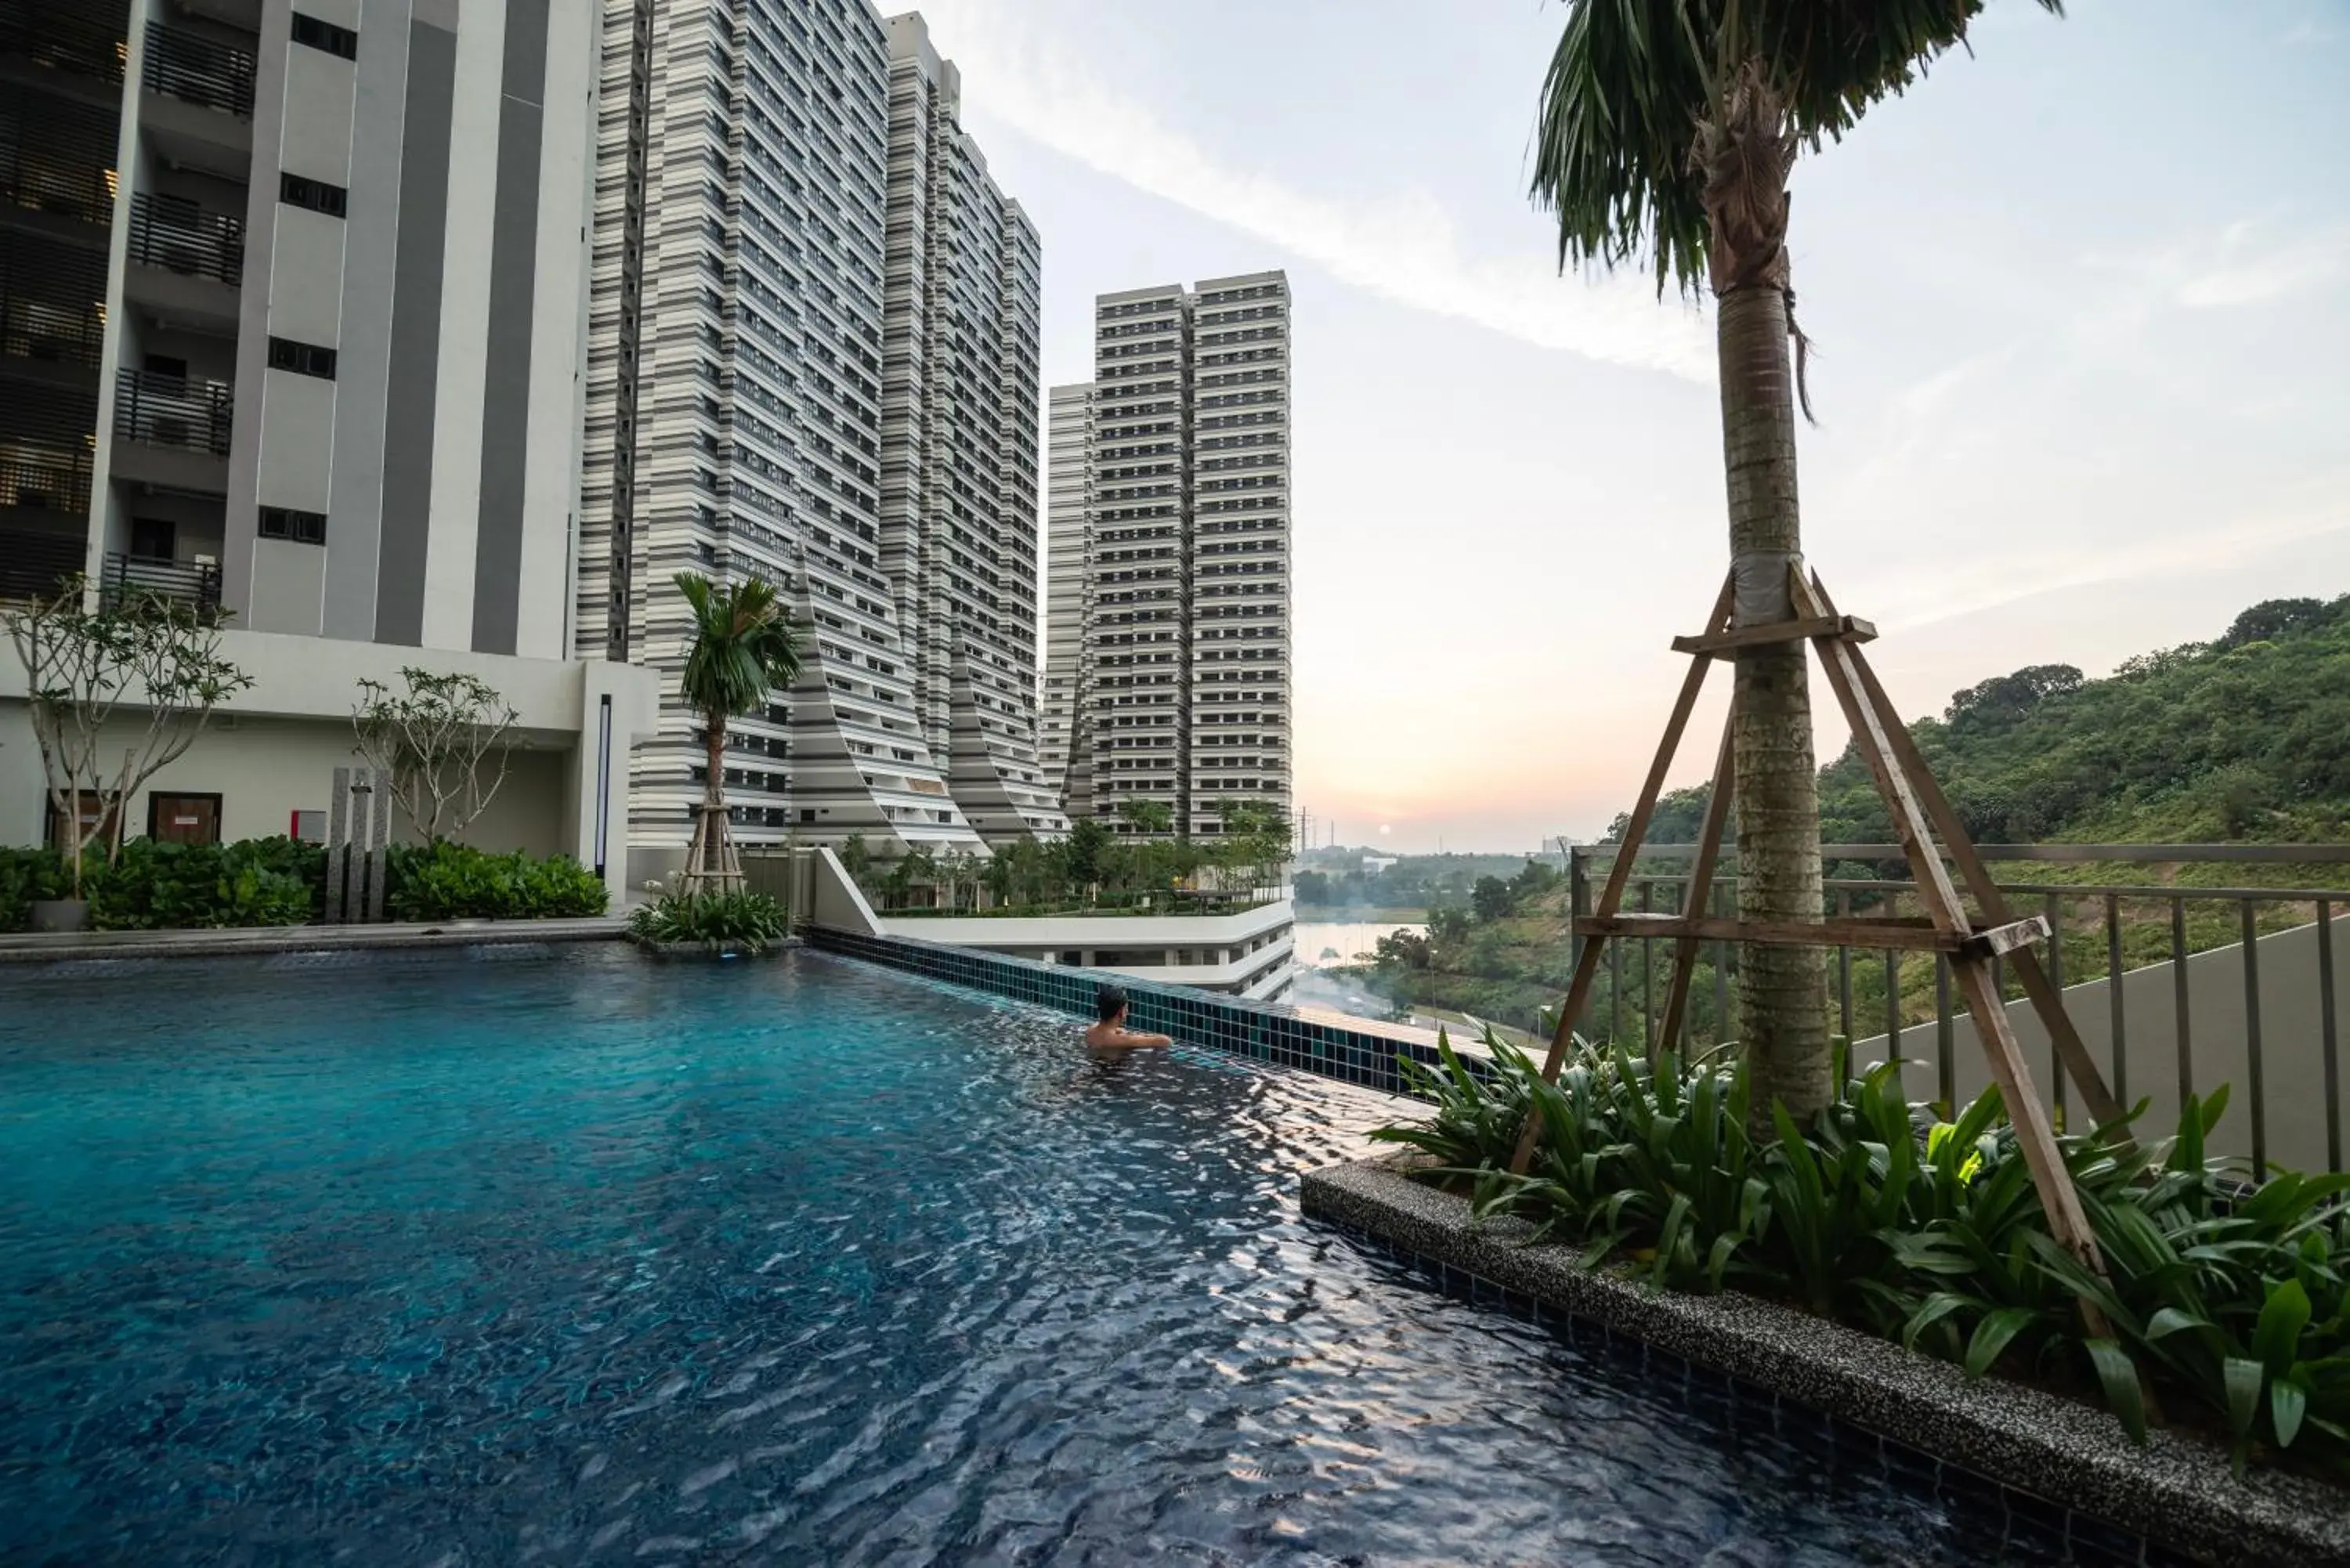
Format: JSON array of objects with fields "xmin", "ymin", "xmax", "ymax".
[{"xmin": 1096, "ymin": 984, "xmax": 1129, "ymax": 1024}]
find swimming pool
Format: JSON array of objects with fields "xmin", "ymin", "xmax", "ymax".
[{"xmin": 2, "ymin": 946, "xmax": 2075, "ymax": 1564}]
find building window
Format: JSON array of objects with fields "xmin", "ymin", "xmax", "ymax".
[
  {"xmin": 258, "ymin": 506, "xmax": 327, "ymax": 545},
  {"xmin": 290, "ymin": 12, "xmax": 358, "ymax": 59},
  {"xmin": 268, "ymin": 337, "xmax": 337, "ymax": 379},
  {"xmin": 280, "ymin": 172, "xmax": 348, "ymax": 218}
]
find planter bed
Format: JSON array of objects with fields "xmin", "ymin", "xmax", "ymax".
[{"xmin": 1302, "ymin": 1155, "xmax": 2350, "ymax": 1568}]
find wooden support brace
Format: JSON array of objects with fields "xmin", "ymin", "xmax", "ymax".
[
  {"xmin": 1654, "ymin": 714, "xmax": 1738, "ymax": 1053},
  {"xmin": 1958, "ymin": 916, "xmax": 2055, "ymax": 962},
  {"xmin": 1954, "ymin": 955, "xmax": 2113, "ymax": 1311},
  {"xmin": 1671, "ymin": 614, "xmax": 1876, "ymax": 656},
  {"xmin": 1802, "ymin": 572, "xmax": 2128, "ymax": 1133}
]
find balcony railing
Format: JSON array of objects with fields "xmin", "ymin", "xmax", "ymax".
[
  {"xmin": 1570, "ymin": 841, "xmax": 2350, "ymax": 1176},
  {"xmin": 114, "ymin": 368, "xmax": 232, "ymax": 455},
  {"xmin": 0, "ymin": 518, "xmax": 85, "ymax": 603},
  {"xmin": 142, "ymin": 23, "xmax": 255, "ymax": 118},
  {"xmin": 126, "ymin": 192, "xmax": 243, "ymax": 285},
  {"xmin": 101, "ymin": 551, "xmax": 222, "ymax": 616},
  {"xmin": 0, "ymin": 2, "xmax": 128, "ymax": 85},
  {"xmin": 0, "ymin": 83, "xmax": 121, "ymax": 225}
]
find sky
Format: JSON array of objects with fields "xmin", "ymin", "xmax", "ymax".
[{"xmin": 908, "ymin": 0, "xmax": 2350, "ymax": 854}]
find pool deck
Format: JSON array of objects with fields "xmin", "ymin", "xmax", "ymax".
[{"xmin": 0, "ymin": 917, "xmax": 628, "ymax": 964}]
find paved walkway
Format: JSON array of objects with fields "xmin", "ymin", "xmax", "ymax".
[{"xmin": 0, "ymin": 917, "xmax": 628, "ymax": 964}]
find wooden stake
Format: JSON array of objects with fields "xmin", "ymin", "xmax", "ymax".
[
  {"xmin": 1803, "ymin": 573, "xmax": 2127, "ymax": 1133},
  {"xmin": 1655, "ymin": 714, "xmax": 1737, "ymax": 1053},
  {"xmin": 1954, "ymin": 954, "xmax": 2113, "ymax": 1311}
]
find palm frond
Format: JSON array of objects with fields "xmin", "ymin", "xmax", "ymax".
[
  {"xmin": 673, "ymin": 570, "xmax": 804, "ymax": 725},
  {"xmin": 1531, "ymin": 0, "xmax": 2065, "ymax": 298}
]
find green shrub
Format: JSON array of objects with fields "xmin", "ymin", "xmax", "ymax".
[
  {"xmin": 85, "ymin": 838, "xmax": 313, "ymax": 930},
  {"xmin": 0, "ymin": 846, "xmax": 68, "ymax": 931},
  {"xmin": 1376, "ymin": 1031, "xmax": 2350, "ymax": 1474},
  {"xmin": 384, "ymin": 840, "xmax": 609, "ymax": 921},
  {"xmin": 627, "ymin": 888, "xmax": 787, "ymax": 952}
]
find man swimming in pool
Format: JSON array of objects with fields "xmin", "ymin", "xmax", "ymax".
[{"xmin": 1083, "ymin": 984, "xmax": 1173, "ymax": 1054}]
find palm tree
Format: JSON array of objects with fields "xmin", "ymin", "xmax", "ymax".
[
  {"xmin": 674, "ymin": 570, "xmax": 802, "ymax": 891},
  {"xmin": 1531, "ymin": 1, "xmax": 2060, "ymax": 1121}
]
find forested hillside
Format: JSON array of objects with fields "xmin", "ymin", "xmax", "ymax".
[
  {"xmin": 1630, "ymin": 594, "xmax": 2350, "ymax": 849},
  {"xmin": 1351, "ymin": 594, "xmax": 2350, "ymax": 1038}
]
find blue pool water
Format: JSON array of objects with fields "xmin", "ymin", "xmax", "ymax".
[{"xmin": 1, "ymin": 946, "xmax": 2081, "ymax": 1566}]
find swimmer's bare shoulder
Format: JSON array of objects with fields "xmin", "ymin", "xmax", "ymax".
[{"xmin": 1084, "ymin": 983, "xmax": 1172, "ymax": 1051}]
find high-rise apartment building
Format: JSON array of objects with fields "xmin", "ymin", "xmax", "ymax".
[
  {"xmin": 880, "ymin": 14, "xmax": 1061, "ymax": 847},
  {"xmin": 1052, "ymin": 271, "xmax": 1292, "ymax": 842},
  {"xmin": 1038, "ymin": 380, "xmax": 1093, "ymax": 807},
  {"xmin": 1, "ymin": 0, "xmax": 653, "ymax": 891},
  {"xmin": 579, "ymin": 0, "xmax": 1054, "ymax": 874}
]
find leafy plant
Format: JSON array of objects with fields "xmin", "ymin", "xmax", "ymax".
[
  {"xmin": 385, "ymin": 841, "xmax": 608, "ymax": 922},
  {"xmin": 627, "ymin": 887, "xmax": 788, "ymax": 952},
  {"xmin": 88, "ymin": 838, "xmax": 313, "ymax": 930},
  {"xmin": 1374, "ymin": 1040, "xmax": 2350, "ymax": 1474},
  {"xmin": 0, "ymin": 845, "xmax": 69, "ymax": 930}
]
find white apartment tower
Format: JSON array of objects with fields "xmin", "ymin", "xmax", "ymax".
[
  {"xmin": 2, "ymin": 0, "xmax": 654, "ymax": 891},
  {"xmin": 1038, "ymin": 381, "xmax": 1093, "ymax": 808},
  {"xmin": 880, "ymin": 15, "xmax": 1062, "ymax": 846},
  {"xmin": 578, "ymin": 0, "xmax": 1053, "ymax": 872},
  {"xmin": 1054, "ymin": 271, "xmax": 1292, "ymax": 841}
]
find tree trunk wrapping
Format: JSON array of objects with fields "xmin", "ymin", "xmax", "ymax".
[{"xmin": 1707, "ymin": 64, "xmax": 1832, "ymax": 1122}]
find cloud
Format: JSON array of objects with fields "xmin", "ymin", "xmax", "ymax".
[
  {"xmin": 2176, "ymin": 224, "xmax": 2350, "ymax": 308},
  {"xmin": 2083, "ymin": 219, "xmax": 2350, "ymax": 312},
  {"xmin": 925, "ymin": 16, "xmax": 1716, "ymax": 382}
]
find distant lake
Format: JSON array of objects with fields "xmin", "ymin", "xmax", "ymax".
[{"xmin": 1292, "ymin": 920, "xmax": 1423, "ymax": 970}]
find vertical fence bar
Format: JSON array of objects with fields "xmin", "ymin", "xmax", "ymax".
[
  {"xmin": 1935, "ymin": 954, "xmax": 1955, "ymax": 1113},
  {"xmin": 2242, "ymin": 899, "xmax": 2266, "ymax": 1177},
  {"xmin": 2171, "ymin": 898, "xmax": 2193, "ymax": 1110},
  {"xmin": 1610, "ymin": 923, "xmax": 1625, "ymax": 1050},
  {"xmin": 1884, "ymin": 947, "xmax": 1901, "ymax": 1073},
  {"xmin": 1677, "ymin": 876, "xmax": 1695, "ymax": 1053},
  {"xmin": 1836, "ymin": 889, "xmax": 1853, "ymax": 1041},
  {"xmin": 2105, "ymin": 894, "xmax": 2127, "ymax": 1108},
  {"xmin": 1712, "ymin": 880, "xmax": 1731, "ymax": 1049},
  {"xmin": 2046, "ymin": 891, "xmax": 2066, "ymax": 1129},
  {"xmin": 2322, "ymin": 899, "xmax": 2341, "ymax": 1176},
  {"xmin": 1640, "ymin": 879, "xmax": 1656, "ymax": 1064}
]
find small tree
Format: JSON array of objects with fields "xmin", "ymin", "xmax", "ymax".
[
  {"xmin": 839, "ymin": 832, "xmax": 872, "ymax": 887},
  {"xmin": 674, "ymin": 571, "xmax": 803, "ymax": 891},
  {"xmin": 1115, "ymin": 797, "xmax": 1174, "ymax": 836},
  {"xmin": 351, "ymin": 667, "xmax": 520, "ymax": 842},
  {"xmin": 3, "ymin": 579, "xmax": 251, "ymax": 898}
]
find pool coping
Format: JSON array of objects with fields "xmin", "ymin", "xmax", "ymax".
[
  {"xmin": 1300, "ymin": 1156, "xmax": 2350, "ymax": 1568},
  {"xmin": 0, "ymin": 917, "xmax": 628, "ymax": 963}
]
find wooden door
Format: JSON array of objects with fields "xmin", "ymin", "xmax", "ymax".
[{"xmin": 148, "ymin": 793, "xmax": 222, "ymax": 845}]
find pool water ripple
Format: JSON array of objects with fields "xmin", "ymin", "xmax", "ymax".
[{"xmin": 2, "ymin": 948, "xmax": 2064, "ymax": 1565}]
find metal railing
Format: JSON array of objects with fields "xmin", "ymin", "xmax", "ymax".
[
  {"xmin": 0, "ymin": 518, "xmax": 85, "ymax": 602},
  {"xmin": 101, "ymin": 551, "xmax": 221, "ymax": 615},
  {"xmin": 142, "ymin": 22, "xmax": 255, "ymax": 118},
  {"xmin": 0, "ymin": 228, "xmax": 109, "ymax": 368},
  {"xmin": 0, "ymin": 81, "xmax": 120, "ymax": 225},
  {"xmin": 126, "ymin": 193, "xmax": 243, "ymax": 285},
  {"xmin": 113, "ymin": 368, "xmax": 232, "ymax": 454},
  {"xmin": 1567, "ymin": 842, "xmax": 2349, "ymax": 1172},
  {"xmin": 0, "ymin": 2, "xmax": 128, "ymax": 85}
]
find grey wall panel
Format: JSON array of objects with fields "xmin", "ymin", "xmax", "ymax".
[
  {"xmin": 222, "ymin": 0, "xmax": 295, "ymax": 624},
  {"xmin": 469, "ymin": 0, "xmax": 549, "ymax": 655},
  {"xmin": 375, "ymin": 18, "xmax": 456, "ymax": 648},
  {"xmin": 321, "ymin": 0, "xmax": 413, "ymax": 642}
]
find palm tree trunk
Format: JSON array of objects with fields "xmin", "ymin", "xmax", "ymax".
[{"xmin": 1706, "ymin": 64, "xmax": 1831, "ymax": 1125}]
